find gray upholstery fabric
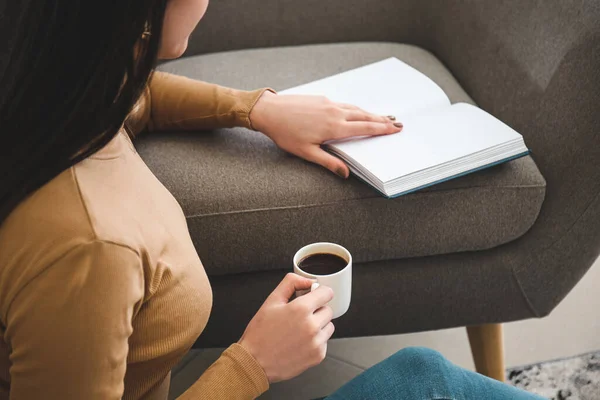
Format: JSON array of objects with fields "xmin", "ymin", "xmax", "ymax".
[
  {"xmin": 138, "ymin": 43, "xmax": 546, "ymax": 277},
  {"xmin": 164, "ymin": 43, "xmax": 473, "ymax": 103},
  {"xmin": 135, "ymin": 0, "xmax": 599, "ymax": 345}
]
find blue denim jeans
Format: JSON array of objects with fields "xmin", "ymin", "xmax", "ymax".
[{"xmin": 325, "ymin": 347, "xmax": 545, "ymax": 400}]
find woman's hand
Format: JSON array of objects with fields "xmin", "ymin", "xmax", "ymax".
[
  {"xmin": 250, "ymin": 92, "xmax": 403, "ymax": 178},
  {"xmin": 238, "ymin": 273, "xmax": 335, "ymax": 383}
]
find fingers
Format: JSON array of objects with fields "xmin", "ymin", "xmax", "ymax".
[
  {"xmin": 293, "ymin": 284, "xmax": 335, "ymax": 313},
  {"xmin": 337, "ymin": 103, "xmax": 396, "ymax": 124},
  {"xmin": 337, "ymin": 103, "xmax": 360, "ymax": 110},
  {"xmin": 344, "ymin": 110, "xmax": 393, "ymax": 124},
  {"xmin": 338, "ymin": 120, "xmax": 402, "ymax": 139},
  {"xmin": 313, "ymin": 306, "xmax": 334, "ymax": 329},
  {"xmin": 269, "ymin": 273, "xmax": 315, "ymax": 303},
  {"xmin": 317, "ymin": 321, "xmax": 335, "ymax": 342},
  {"xmin": 301, "ymin": 147, "xmax": 350, "ymax": 179}
]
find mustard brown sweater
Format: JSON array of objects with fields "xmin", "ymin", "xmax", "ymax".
[{"xmin": 0, "ymin": 72, "xmax": 271, "ymax": 399}]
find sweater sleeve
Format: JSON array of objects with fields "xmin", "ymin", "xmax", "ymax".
[
  {"xmin": 178, "ymin": 343, "xmax": 269, "ymax": 400},
  {"xmin": 128, "ymin": 71, "xmax": 273, "ymax": 133},
  {"xmin": 4, "ymin": 241, "xmax": 144, "ymax": 400}
]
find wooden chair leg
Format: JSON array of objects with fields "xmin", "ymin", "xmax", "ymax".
[{"xmin": 466, "ymin": 323, "xmax": 505, "ymax": 382}]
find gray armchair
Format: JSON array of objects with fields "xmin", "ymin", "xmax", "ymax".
[{"xmin": 137, "ymin": 0, "xmax": 600, "ymax": 381}]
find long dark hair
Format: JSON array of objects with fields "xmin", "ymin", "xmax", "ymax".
[{"xmin": 0, "ymin": 0, "xmax": 167, "ymax": 223}]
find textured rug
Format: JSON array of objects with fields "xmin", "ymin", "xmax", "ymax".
[{"xmin": 508, "ymin": 351, "xmax": 600, "ymax": 399}]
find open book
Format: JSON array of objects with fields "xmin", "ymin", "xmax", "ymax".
[{"xmin": 280, "ymin": 58, "xmax": 530, "ymax": 198}]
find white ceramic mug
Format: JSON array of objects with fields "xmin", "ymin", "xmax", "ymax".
[{"xmin": 293, "ymin": 242, "xmax": 352, "ymax": 319}]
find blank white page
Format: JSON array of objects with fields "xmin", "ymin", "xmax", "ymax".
[
  {"xmin": 330, "ymin": 103, "xmax": 524, "ymax": 183},
  {"xmin": 280, "ymin": 58, "xmax": 450, "ymax": 116}
]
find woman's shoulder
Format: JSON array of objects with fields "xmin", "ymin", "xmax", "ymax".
[
  {"xmin": 0, "ymin": 165, "xmax": 148, "ymax": 337},
  {"xmin": 0, "ymin": 144, "xmax": 150, "ymax": 265},
  {"xmin": 0, "ymin": 166, "xmax": 103, "ymax": 317},
  {"xmin": 0, "ymin": 166, "xmax": 97, "ymax": 259},
  {"xmin": 1, "ymin": 153, "xmax": 146, "ymax": 257}
]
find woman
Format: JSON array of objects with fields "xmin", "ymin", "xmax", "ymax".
[{"xmin": 0, "ymin": 1, "xmax": 544, "ymax": 399}]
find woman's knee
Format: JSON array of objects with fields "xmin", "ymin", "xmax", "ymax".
[
  {"xmin": 386, "ymin": 347, "xmax": 453, "ymax": 378},
  {"xmin": 328, "ymin": 348, "xmax": 461, "ymax": 400}
]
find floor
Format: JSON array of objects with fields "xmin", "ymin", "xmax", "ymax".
[{"xmin": 169, "ymin": 256, "xmax": 600, "ymax": 399}]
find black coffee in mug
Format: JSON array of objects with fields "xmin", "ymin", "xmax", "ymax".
[{"xmin": 298, "ymin": 253, "xmax": 347, "ymax": 275}]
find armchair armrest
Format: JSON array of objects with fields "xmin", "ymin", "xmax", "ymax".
[{"xmin": 178, "ymin": 0, "xmax": 600, "ymax": 315}]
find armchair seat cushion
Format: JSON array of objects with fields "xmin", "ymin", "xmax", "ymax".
[{"xmin": 136, "ymin": 42, "xmax": 546, "ymax": 276}]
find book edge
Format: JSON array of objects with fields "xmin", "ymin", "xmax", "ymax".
[{"xmin": 384, "ymin": 150, "xmax": 531, "ymax": 198}]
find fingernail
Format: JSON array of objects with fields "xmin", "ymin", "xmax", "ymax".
[
  {"xmin": 393, "ymin": 122, "xmax": 403, "ymax": 128},
  {"xmin": 387, "ymin": 115, "xmax": 396, "ymax": 121},
  {"xmin": 336, "ymin": 167, "xmax": 348, "ymax": 179}
]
